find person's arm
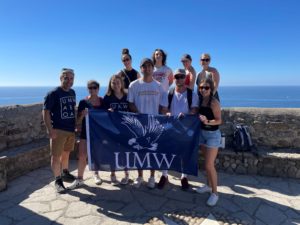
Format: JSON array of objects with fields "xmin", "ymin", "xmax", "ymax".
[
  {"xmin": 168, "ymin": 70, "xmax": 174, "ymax": 86},
  {"xmin": 42, "ymin": 109, "xmax": 56, "ymax": 139},
  {"xmin": 203, "ymin": 99, "xmax": 222, "ymax": 125},
  {"xmin": 189, "ymin": 92, "xmax": 199, "ymax": 114},
  {"xmin": 188, "ymin": 66, "xmax": 197, "ymax": 90},
  {"xmin": 128, "ymin": 102, "xmax": 139, "ymax": 113},
  {"xmin": 159, "ymin": 105, "xmax": 168, "ymax": 115},
  {"xmin": 212, "ymin": 68, "xmax": 220, "ymax": 94}
]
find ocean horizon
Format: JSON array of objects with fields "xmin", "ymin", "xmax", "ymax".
[{"xmin": 0, "ymin": 86, "xmax": 299, "ymax": 108}]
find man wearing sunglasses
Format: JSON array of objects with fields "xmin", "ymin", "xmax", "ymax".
[
  {"xmin": 43, "ymin": 68, "xmax": 76, "ymax": 193},
  {"xmin": 157, "ymin": 69, "xmax": 199, "ymax": 190}
]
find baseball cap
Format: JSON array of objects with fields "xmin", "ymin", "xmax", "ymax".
[
  {"xmin": 140, "ymin": 58, "xmax": 154, "ymax": 67},
  {"xmin": 173, "ymin": 68, "xmax": 186, "ymax": 76}
]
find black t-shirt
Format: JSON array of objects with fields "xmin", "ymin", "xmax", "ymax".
[
  {"xmin": 121, "ymin": 69, "xmax": 138, "ymax": 89},
  {"xmin": 103, "ymin": 94, "xmax": 129, "ymax": 112},
  {"xmin": 43, "ymin": 87, "xmax": 76, "ymax": 132},
  {"xmin": 78, "ymin": 97, "xmax": 103, "ymax": 139}
]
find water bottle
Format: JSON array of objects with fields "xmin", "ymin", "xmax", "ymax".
[{"xmin": 221, "ymin": 133, "xmax": 225, "ymax": 149}]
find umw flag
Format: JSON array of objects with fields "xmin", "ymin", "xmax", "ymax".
[{"xmin": 86, "ymin": 110, "xmax": 200, "ymax": 176}]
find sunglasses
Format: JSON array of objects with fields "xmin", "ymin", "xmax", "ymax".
[
  {"xmin": 174, "ymin": 75, "xmax": 186, "ymax": 80},
  {"xmin": 88, "ymin": 86, "xmax": 98, "ymax": 90},
  {"xmin": 122, "ymin": 58, "xmax": 130, "ymax": 62},
  {"xmin": 199, "ymin": 86, "xmax": 210, "ymax": 90},
  {"xmin": 201, "ymin": 58, "xmax": 210, "ymax": 62}
]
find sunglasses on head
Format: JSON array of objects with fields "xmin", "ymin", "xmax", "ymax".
[
  {"xmin": 174, "ymin": 74, "xmax": 185, "ymax": 80},
  {"xmin": 122, "ymin": 58, "xmax": 130, "ymax": 62},
  {"xmin": 88, "ymin": 86, "xmax": 98, "ymax": 90},
  {"xmin": 201, "ymin": 58, "xmax": 210, "ymax": 62},
  {"xmin": 199, "ymin": 86, "xmax": 210, "ymax": 90}
]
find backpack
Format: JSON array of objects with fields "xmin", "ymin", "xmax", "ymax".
[
  {"xmin": 233, "ymin": 124, "xmax": 253, "ymax": 152},
  {"xmin": 168, "ymin": 88, "xmax": 193, "ymax": 109}
]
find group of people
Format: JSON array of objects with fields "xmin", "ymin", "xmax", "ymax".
[{"xmin": 42, "ymin": 48, "xmax": 222, "ymax": 207}]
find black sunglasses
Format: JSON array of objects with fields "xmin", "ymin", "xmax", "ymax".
[
  {"xmin": 201, "ymin": 58, "xmax": 210, "ymax": 62},
  {"xmin": 122, "ymin": 58, "xmax": 130, "ymax": 62},
  {"xmin": 88, "ymin": 86, "xmax": 98, "ymax": 90},
  {"xmin": 174, "ymin": 74, "xmax": 185, "ymax": 79},
  {"xmin": 199, "ymin": 86, "xmax": 210, "ymax": 90}
]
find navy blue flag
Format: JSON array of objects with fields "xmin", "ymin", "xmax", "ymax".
[{"xmin": 86, "ymin": 110, "xmax": 201, "ymax": 176}]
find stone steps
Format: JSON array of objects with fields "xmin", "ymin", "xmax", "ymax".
[{"xmin": 0, "ymin": 139, "xmax": 50, "ymax": 191}]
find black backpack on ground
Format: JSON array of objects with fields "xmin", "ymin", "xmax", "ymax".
[
  {"xmin": 168, "ymin": 88, "xmax": 193, "ymax": 109},
  {"xmin": 233, "ymin": 124, "xmax": 253, "ymax": 152}
]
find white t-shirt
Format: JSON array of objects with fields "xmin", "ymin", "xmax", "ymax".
[
  {"xmin": 153, "ymin": 65, "xmax": 172, "ymax": 92},
  {"xmin": 170, "ymin": 89, "xmax": 199, "ymax": 116},
  {"xmin": 128, "ymin": 78, "xmax": 168, "ymax": 115}
]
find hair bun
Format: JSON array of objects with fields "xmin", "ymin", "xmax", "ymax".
[{"xmin": 122, "ymin": 48, "xmax": 129, "ymax": 54}]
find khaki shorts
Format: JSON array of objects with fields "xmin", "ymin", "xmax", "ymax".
[{"xmin": 50, "ymin": 129, "xmax": 75, "ymax": 156}]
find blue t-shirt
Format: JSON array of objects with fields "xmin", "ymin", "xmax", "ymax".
[{"xmin": 43, "ymin": 87, "xmax": 76, "ymax": 132}]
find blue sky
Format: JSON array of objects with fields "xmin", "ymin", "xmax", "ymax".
[{"xmin": 0, "ymin": 0, "xmax": 300, "ymax": 86}]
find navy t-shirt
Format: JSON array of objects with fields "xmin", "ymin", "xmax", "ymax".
[
  {"xmin": 43, "ymin": 87, "xmax": 76, "ymax": 132},
  {"xmin": 78, "ymin": 97, "xmax": 103, "ymax": 139},
  {"xmin": 103, "ymin": 94, "xmax": 129, "ymax": 112}
]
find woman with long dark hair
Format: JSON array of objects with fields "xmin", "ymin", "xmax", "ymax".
[
  {"xmin": 196, "ymin": 77, "xmax": 222, "ymax": 206},
  {"xmin": 152, "ymin": 48, "xmax": 173, "ymax": 92}
]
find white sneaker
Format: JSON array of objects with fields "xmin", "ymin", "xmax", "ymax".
[
  {"xmin": 133, "ymin": 177, "xmax": 144, "ymax": 188},
  {"xmin": 94, "ymin": 174, "xmax": 102, "ymax": 185},
  {"xmin": 120, "ymin": 176, "xmax": 129, "ymax": 185},
  {"xmin": 147, "ymin": 176, "xmax": 155, "ymax": 189},
  {"xmin": 68, "ymin": 178, "xmax": 84, "ymax": 190},
  {"xmin": 207, "ymin": 193, "xmax": 219, "ymax": 206},
  {"xmin": 195, "ymin": 185, "xmax": 212, "ymax": 194},
  {"xmin": 110, "ymin": 175, "xmax": 119, "ymax": 185}
]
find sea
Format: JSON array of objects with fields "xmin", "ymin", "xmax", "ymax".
[{"xmin": 0, "ymin": 86, "xmax": 299, "ymax": 108}]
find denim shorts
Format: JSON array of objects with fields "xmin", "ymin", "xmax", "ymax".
[{"xmin": 199, "ymin": 129, "xmax": 222, "ymax": 149}]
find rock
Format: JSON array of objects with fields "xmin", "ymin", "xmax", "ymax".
[{"xmin": 236, "ymin": 165, "xmax": 247, "ymax": 174}]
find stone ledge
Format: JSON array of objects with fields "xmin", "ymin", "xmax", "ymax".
[
  {"xmin": 0, "ymin": 139, "xmax": 50, "ymax": 191},
  {"xmin": 205, "ymin": 148, "xmax": 300, "ymax": 178}
]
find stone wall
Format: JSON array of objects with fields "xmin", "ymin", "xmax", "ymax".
[
  {"xmin": 0, "ymin": 104, "xmax": 47, "ymax": 152},
  {"xmin": 1, "ymin": 105, "xmax": 300, "ymax": 152},
  {"xmin": 0, "ymin": 104, "xmax": 300, "ymax": 191},
  {"xmin": 220, "ymin": 108, "xmax": 300, "ymax": 149}
]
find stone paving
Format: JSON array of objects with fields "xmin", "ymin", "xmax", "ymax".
[{"xmin": 0, "ymin": 160, "xmax": 300, "ymax": 225}]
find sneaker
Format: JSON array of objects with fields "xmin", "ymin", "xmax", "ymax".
[
  {"xmin": 207, "ymin": 193, "xmax": 219, "ymax": 206},
  {"xmin": 68, "ymin": 178, "xmax": 84, "ymax": 190},
  {"xmin": 195, "ymin": 185, "xmax": 212, "ymax": 194},
  {"xmin": 133, "ymin": 177, "xmax": 144, "ymax": 188},
  {"xmin": 147, "ymin": 176, "xmax": 155, "ymax": 189},
  {"xmin": 94, "ymin": 174, "xmax": 102, "ymax": 185},
  {"xmin": 181, "ymin": 177, "xmax": 189, "ymax": 190},
  {"xmin": 110, "ymin": 175, "xmax": 119, "ymax": 185},
  {"xmin": 54, "ymin": 178, "xmax": 66, "ymax": 193},
  {"xmin": 120, "ymin": 176, "xmax": 129, "ymax": 185},
  {"xmin": 157, "ymin": 175, "xmax": 168, "ymax": 189},
  {"xmin": 61, "ymin": 170, "xmax": 75, "ymax": 182}
]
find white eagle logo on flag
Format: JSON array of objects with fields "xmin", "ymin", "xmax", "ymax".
[{"xmin": 121, "ymin": 115, "xmax": 164, "ymax": 151}]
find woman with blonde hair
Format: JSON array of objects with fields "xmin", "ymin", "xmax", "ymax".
[{"xmin": 196, "ymin": 53, "xmax": 220, "ymax": 101}]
